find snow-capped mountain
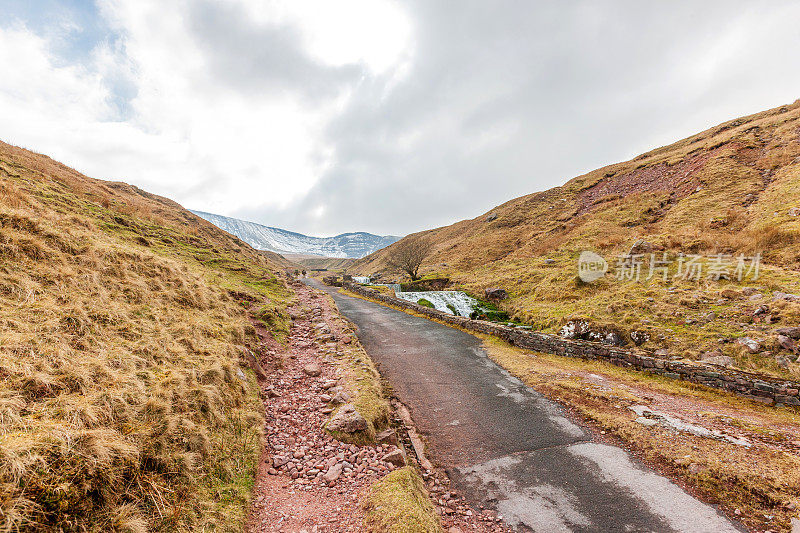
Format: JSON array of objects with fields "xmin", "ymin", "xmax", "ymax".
[{"xmin": 191, "ymin": 210, "xmax": 398, "ymax": 258}]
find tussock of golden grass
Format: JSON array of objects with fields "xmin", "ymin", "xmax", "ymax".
[
  {"xmin": 363, "ymin": 466, "xmax": 442, "ymax": 533},
  {"xmin": 0, "ymin": 141, "xmax": 290, "ymax": 531}
]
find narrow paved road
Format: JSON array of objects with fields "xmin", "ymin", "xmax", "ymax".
[{"xmin": 306, "ymin": 279, "xmax": 743, "ymax": 533}]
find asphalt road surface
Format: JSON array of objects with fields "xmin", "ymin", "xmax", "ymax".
[{"xmin": 305, "ymin": 279, "xmax": 743, "ymax": 533}]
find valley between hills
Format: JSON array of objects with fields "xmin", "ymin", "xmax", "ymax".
[{"xmin": 4, "ymin": 100, "xmax": 800, "ymax": 533}]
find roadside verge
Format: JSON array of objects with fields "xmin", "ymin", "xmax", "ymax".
[{"xmin": 340, "ymin": 281, "xmax": 800, "ymax": 408}]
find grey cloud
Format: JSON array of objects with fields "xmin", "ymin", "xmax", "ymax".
[
  {"xmin": 187, "ymin": 1, "xmax": 363, "ymax": 101},
  {"xmin": 235, "ymin": 1, "xmax": 800, "ymax": 237}
]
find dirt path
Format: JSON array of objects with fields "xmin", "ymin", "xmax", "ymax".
[
  {"xmin": 306, "ymin": 279, "xmax": 746, "ymax": 533},
  {"xmin": 247, "ymin": 285, "xmax": 398, "ymax": 532},
  {"xmin": 248, "ymin": 281, "xmax": 510, "ymax": 532}
]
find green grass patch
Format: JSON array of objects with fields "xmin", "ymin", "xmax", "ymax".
[
  {"xmin": 417, "ymin": 298, "xmax": 435, "ymax": 309},
  {"xmin": 363, "ymin": 467, "xmax": 442, "ymax": 533}
]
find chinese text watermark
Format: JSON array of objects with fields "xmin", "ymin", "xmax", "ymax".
[{"xmin": 578, "ymin": 252, "xmax": 760, "ymax": 283}]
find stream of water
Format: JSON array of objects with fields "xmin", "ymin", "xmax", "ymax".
[
  {"xmin": 357, "ymin": 278, "xmax": 481, "ymax": 317},
  {"xmin": 394, "ymin": 290, "xmax": 479, "ymax": 317}
]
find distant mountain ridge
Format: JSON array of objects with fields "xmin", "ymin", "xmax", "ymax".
[{"xmin": 191, "ymin": 210, "xmax": 398, "ymax": 258}]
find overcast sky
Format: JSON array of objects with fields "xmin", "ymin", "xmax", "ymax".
[{"xmin": 1, "ymin": 1, "xmax": 799, "ymax": 237}]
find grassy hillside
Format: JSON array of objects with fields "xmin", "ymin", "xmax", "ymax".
[
  {"xmin": 257, "ymin": 250, "xmax": 304, "ymax": 272},
  {"xmin": 0, "ymin": 141, "xmax": 291, "ymax": 531},
  {"xmin": 285, "ymin": 254, "xmax": 356, "ymax": 273},
  {"xmin": 354, "ymin": 100, "xmax": 800, "ymax": 378}
]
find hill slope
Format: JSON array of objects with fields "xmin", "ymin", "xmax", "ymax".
[
  {"xmin": 354, "ymin": 100, "xmax": 800, "ymax": 378},
  {"xmin": 0, "ymin": 141, "xmax": 290, "ymax": 531},
  {"xmin": 283, "ymin": 254, "xmax": 356, "ymax": 272},
  {"xmin": 192, "ymin": 210, "xmax": 398, "ymax": 258}
]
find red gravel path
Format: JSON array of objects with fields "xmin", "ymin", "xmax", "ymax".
[{"xmin": 247, "ymin": 281, "xmax": 509, "ymax": 532}]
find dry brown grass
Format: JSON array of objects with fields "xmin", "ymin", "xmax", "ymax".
[
  {"xmin": 353, "ymin": 100, "xmax": 800, "ymax": 377},
  {"xmin": 481, "ymin": 337, "xmax": 800, "ymax": 533},
  {"xmin": 362, "ymin": 467, "xmax": 442, "ymax": 533},
  {"xmin": 0, "ymin": 141, "xmax": 290, "ymax": 531}
]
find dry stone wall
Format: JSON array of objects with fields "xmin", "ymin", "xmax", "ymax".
[{"xmin": 340, "ymin": 282, "xmax": 800, "ymax": 408}]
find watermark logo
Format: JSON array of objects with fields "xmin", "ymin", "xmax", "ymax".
[
  {"xmin": 577, "ymin": 250, "xmax": 761, "ymax": 283},
  {"xmin": 578, "ymin": 251, "xmax": 609, "ymax": 283}
]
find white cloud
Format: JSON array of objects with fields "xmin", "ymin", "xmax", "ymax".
[
  {"xmin": 0, "ymin": 24, "xmax": 143, "ymax": 167},
  {"xmin": 2, "ymin": 1, "xmax": 800, "ymax": 238},
  {"xmin": 234, "ymin": 0, "xmax": 413, "ymax": 74},
  {"xmin": 0, "ymin": 0, "xmax": 413, "ymax": 226}
]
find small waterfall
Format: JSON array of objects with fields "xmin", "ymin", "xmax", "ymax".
[
  {"xmin": 395, "ymin": 291, "xmax": 479, "ymax": 317},
  {"xmin": 352, "ymin": 276, "xmax": 371, "ymax": 284},
  {"xmin": 371, "ymin": 283, "xmax": 401, "ymax": 292}
]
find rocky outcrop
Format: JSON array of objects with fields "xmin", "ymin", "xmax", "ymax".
[
  {"xmin": 303, "ymin": 363, "xmax": 322, "ymax": 377},
  {"xmin": 330, "ymin": 389, "xmax": 351, "ymax": 405},
  {"xmin": 736, "ymin": 337, "xmax": 762, "ymax": 354},
  {"xmin": 777, "ymin": 335, "xmax": 798, "ymax": 354},
  {"xmin": 559, "ymin": 319, "xmax": 626, "ymax": 346},
  {"xmin": 376, "ymin": 429, "xmax": 398, "ymax": 446},
  {"xmin": 323, "ymin": 463, "xmax": 343, "ymax": 483},
  {"xmin": 326, "ymin": 404, "xmax": 368, "ymax": 434},
  {"xmin": 381, "ymin": 449, "xmax": 406, "ymax": 466},
  {"xmin": 701, "ymin": 351, "xmax": 735, "ymax": 367},
  {"xmin": 776, "ymin": 327, "xmax": 800, "ymax": 339},
  {"xmin": 484, "ymin": 288, "xmax": 508, "ymax": 300}
]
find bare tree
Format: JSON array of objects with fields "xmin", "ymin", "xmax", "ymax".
[{"xmin": 387, "ymin": 237, "xmax": 433, "ymax": 281}]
